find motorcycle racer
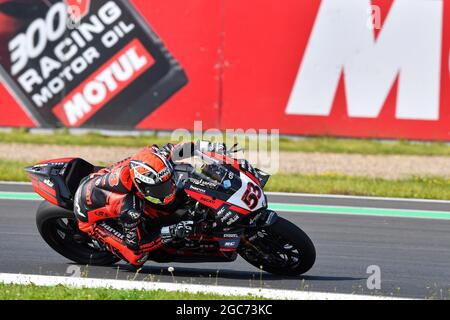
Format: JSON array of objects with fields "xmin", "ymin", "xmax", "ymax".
[
  {"xmin": 28, "ymin": 139, "xmax": 316, "ymax": 276},
  {"xmin": 73, "ymin": 140, "xmax": 223, "ymax": 266}
]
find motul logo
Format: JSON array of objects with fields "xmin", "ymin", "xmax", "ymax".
[
  {"xmin": 52, "ymin": 38, "xmax": 154, "ymax": 127},
  {"xmin": 286, "ymin": 0, "xmax": 444, "ymax": 121}
]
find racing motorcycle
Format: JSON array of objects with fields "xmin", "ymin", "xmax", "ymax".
[{"xmin": 25, "ymin": 144, "xmax": 316, "ymax": 276}]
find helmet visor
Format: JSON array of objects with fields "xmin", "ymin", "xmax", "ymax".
[{"xmin": 142, "ymin": 177, "xmax": 176, "ymax": 204}]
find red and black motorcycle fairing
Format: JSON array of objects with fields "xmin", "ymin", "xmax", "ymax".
[
  {"xmin": 27, "ymin": 152, "xmax": 274, "ymax": 264},
  {"xmin": 26, "ymin": 150, "xmax": 280, "ymax": 265},
  {"xmin": 28, "ymin": 147, "xmax": 316, "ymax": 275},
  {"xmin": 26, "ymin": 157, "xmax": 95, "ymax": 209}
]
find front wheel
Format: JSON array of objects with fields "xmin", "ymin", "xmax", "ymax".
[
  {"xmin": 36, "ymin": 201, "xmax": 120, "ymax": 266},
  {"xmin": 239, "ymin": 217, "xmax": 316, "ymax": 276}
]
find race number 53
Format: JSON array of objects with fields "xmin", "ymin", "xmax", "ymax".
[{"xmin": 241, "ymin": 182, "xmax": 261, "ymax": 210}]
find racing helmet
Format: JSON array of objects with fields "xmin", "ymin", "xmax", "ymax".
[{"xmin": 129, "ymin": 150, "xmax": 176, "ymax": 205}]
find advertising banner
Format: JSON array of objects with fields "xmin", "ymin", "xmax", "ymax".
[
  {"xmin": 220, "ymin": 0, "xmax": 450, "ymax": 141},
  {"xmin": 0, "ymin": 0, "xmax": 187, "ymax": 129},
  {"xmin": 0, "ymin": 0, "xmax": 449, "ymax": 140}
]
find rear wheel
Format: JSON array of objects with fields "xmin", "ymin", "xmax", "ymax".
[
  {"xmin": 36, "ymin": 201, "xmax": 120, "ymax": 266},
  {"xmin": 239, "ymin": 217, "xmax": 316, "ymax": 276}
]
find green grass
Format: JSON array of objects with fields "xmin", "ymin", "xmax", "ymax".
[
  {"xmin": 266, "ymin": 174, "xmax": 450, "ymax": 200},
  {"xmin": 0, "ymin": 159, "xmax": 30, "ymax": 182},
  {"xmin": 0, "ymin": 283, "xmax": 261, "ymax": 300},
  {"xmin": 277, "ymin": 136, "xmax": 450, "ymax": 155},
  {"xmin": 0, "ymin": 128, "xmax": 170, "ymax": 148},
  {"xmin": 1, "ymin": 128, "xmax": 450, "ymax": 155},
  {"xmin": 3, "ymin": 160, "xmax": 450, "ymax": 200}
]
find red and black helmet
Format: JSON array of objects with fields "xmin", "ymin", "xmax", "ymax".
[{"xmin": 129, "ymin": 149, "xmax": 176, "ymax": 205}]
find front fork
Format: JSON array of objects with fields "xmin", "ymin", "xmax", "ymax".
[
  {"xmin": 239, "ymin": 209, "xmax": 278, "ymax": 255},
  {"xmin": 255, "ymin": 209, "xmax": 278, "ymax": 228}
]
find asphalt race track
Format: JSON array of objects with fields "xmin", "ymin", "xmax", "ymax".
[{"xmin": 0, "ymin": 183, "xmax": 449, "ymax": 299}]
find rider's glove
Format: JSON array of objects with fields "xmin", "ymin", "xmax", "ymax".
[
  {"xmin": 212, "ymin": 142, "xmax": 226, "ymax": 154},
  {"xmin": 173, "ymin": 220, "xmax": 194, "ymax": 238},
  {"xmin": 162, "ymin": 142, "xmax": 196, "ymax": 162},
  {"xmin": 160, "ymin": 143, "xmax": 175, "ymax": 158},
  {"xmin": 195, "ymin": 141, "xmax": 227, "ymax": 154},
  {"xmin": 161, "ymin": 220, "xmax": 195, "ymax": 244}
]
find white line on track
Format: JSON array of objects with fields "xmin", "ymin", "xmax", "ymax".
[
  {"xmin": 1, "ymin": 181, "xmax": 449, "ymax": 204},
  {"xmin": 266, "ymin": 191, "xmax": 450, "ymax": 204},
  {"xmin": 0, "ymin": 181, "xmax": 32, "ymax": 185},
  {"xmin": 0, "ymin": 273, "xmax": 406, "ymax": 300}
]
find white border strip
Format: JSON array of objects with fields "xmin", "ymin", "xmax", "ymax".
[
  {"xmin": 1, "ymin": 181, "xmax": 448, "ymax": 204},
  {"xmin": 0, "ymin": 181, "xmax": 32, "ymax": 185},
  {"xmin": 0, "ymin": 273, "xmax": 405, "ymax": 300},
  {"xmin": 266, "ymin": 192, "xmax": 450, "ymax": 204}
]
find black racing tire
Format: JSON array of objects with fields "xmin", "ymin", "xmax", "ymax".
[
  {"xmin": 36, "ymin": 201, "xmax": 120, "ymax": 266},
  {"xmin": 239, "ymin": 217, "xmax": 316, "ymax": 276}
]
